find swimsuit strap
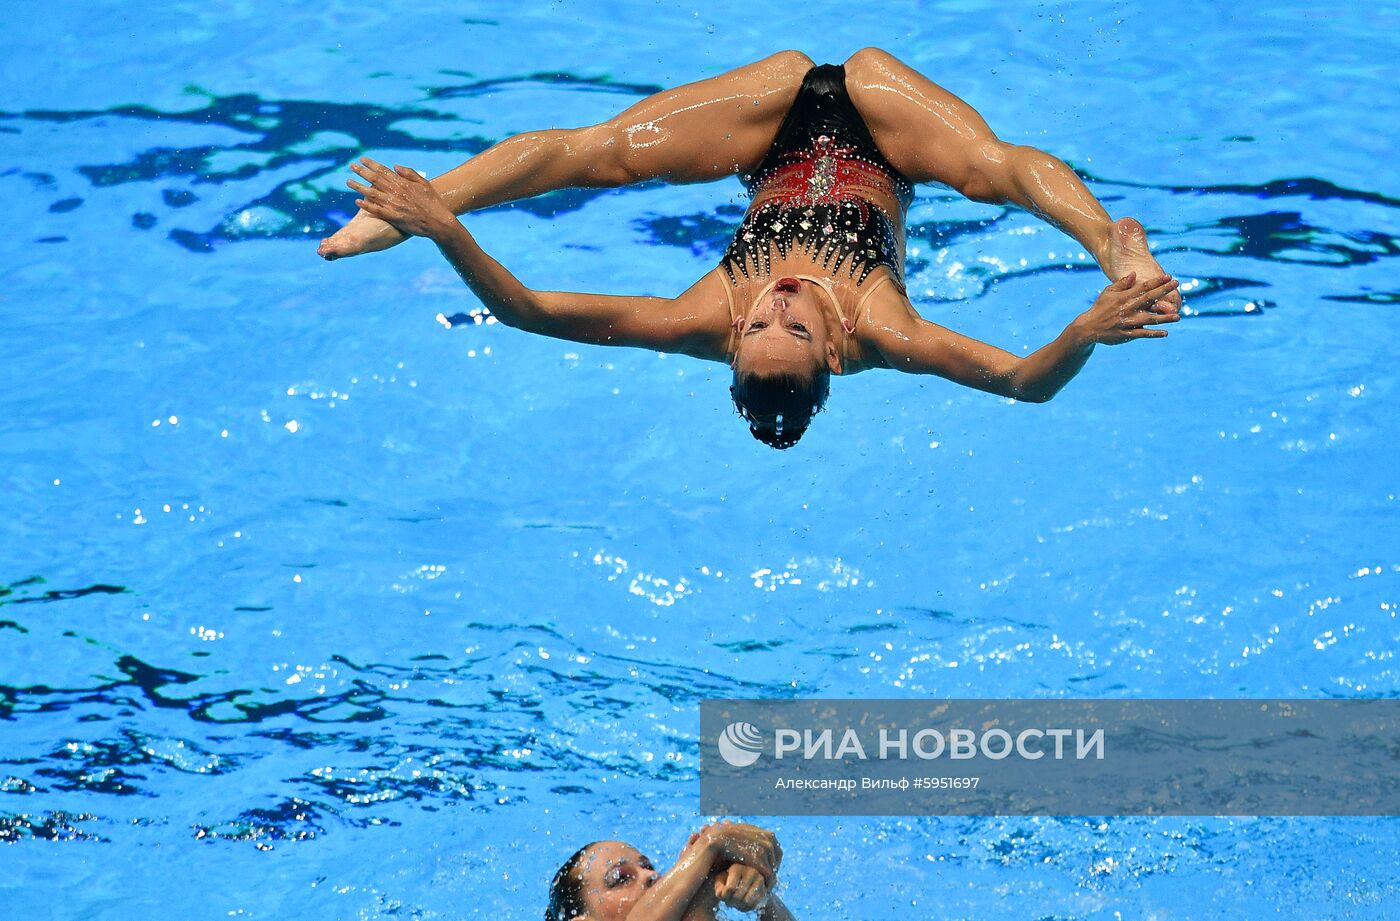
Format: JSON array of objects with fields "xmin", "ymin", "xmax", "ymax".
[
  {"xmin": 853, "ymin": 271, "xmax": 898, "ymax": 330},
  {"xmin": 795, "ymin": 274, "xmax": 854, "ymax": 361},
  {"xmin": 714, "ymin": 266, "xmax": 740, "ymax": 356}
]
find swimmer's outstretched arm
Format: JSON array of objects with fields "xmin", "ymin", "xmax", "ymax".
[
  {"xmin": 349, "ymin": 158, "xmax": 730, "ymax": 359},
  {"xmin": 862, "ymin": 272, "xmax": 1181, "ymax": 401}
]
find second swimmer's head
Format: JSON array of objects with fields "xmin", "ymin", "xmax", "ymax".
[
  {"xmin": 731, "ymin": 276, "xmax": 840, "ymax": 449},
  {"xmin": 545, "ymin": 841, "xmax": 658, "ymax": 921}
]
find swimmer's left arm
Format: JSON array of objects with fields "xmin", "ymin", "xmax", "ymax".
[{"xmin": 862, "ymin": 273, "xmax": 1180, "ymax": 401}]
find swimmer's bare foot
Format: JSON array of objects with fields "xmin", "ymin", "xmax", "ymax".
[
  {"xmin": 1104, "ymin": 217, "xmax": 1181, "ymax": 310},
  {"xmin": 317, "ymin": 210, "xmax": 408, "ymax": 261}
]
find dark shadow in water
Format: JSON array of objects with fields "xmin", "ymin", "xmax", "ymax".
[
  {"xmin": 0, "ymin": 576, "xmax": 127, "ymax": 607},
  {"xmin": 1099, "ymin": 174, "xmax": 1400, "ymax": 210},
  {"xmin": 0, "ymin": 654, "xmax": 384, "ymax": 724},
  {"xmin": 1, "ymin": 73, "xmax": 647, "ymax": 252}
]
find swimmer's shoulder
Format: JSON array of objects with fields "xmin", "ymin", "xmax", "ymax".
[
  {"xmin": 844, "ymin": 267, "xmax": 913, "ymax": 373},
  {"xmin": 667, "ymin": 268, "xmax": 742, "ymax": 363}
]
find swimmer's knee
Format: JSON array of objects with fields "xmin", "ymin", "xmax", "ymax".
[
  {"xmin": 844, "ymin": 46, "xmax": 898, "ymax": 74},
  {"xmin": 960, "ymin": 142, "xmax": 1022, "ymax": 203},
  {"xmin": 756, "ymin": 50, "xmax": 815, "ymax": 92},
  {"xmin": 767, "ymin": 49, "xmax": 815, "ymax": 74},
  {"xmin": 558, "ymin": 125, "xmax": 638, "ymax": 187}
]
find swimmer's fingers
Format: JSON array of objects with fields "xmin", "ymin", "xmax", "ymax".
[
  {"xmin": 759, "ymin": 849, "xmax": 778, "ymax": 886},
  {"xmin": 1104, "ymin": 274, "xmax": 1169, "ymax": 306},
  {"xmin": 393, "ymin": 165, "xmax": 431, "ymax": 185},
  {"xmin": 354, "ymin": 192, "xmax": 399, "ymax": 224},
  {"xmin": 1126, "ymin": 294, "xmax": 1181, "ymax": 329},
  {"xmin": 1132, "ymin": 309, "xmax": 1181, "ymax": 327},
  {"xmin": 732, "ymin": 877, "xmax": 768, "ymax": 911},
  {"xmin": 1127, "ymin": 277, "xmax": 1179, "ymax": 311},
  {"xmin": 743, "ymin": 874, "xmax": 770, "ymax": 910},
  {"xmin": 714, "ymin": 865, "xmax": 746, "ymax": 901},
  {"xmin": 349, "ymin": 183, "xmax": 392, "ymax": 213},
  {"xmin": 358, "ymin": 156, "xmax": 395, "ymax": 175},
  {"xmin": 729, "ymin": 845, "xmax": 776, "ymax": 886},
  {"xmin": 714, "ymin": 865, "xmax": 768, "ymax": 911},
  {"xmin": 354, "ymin": 197, "xmax": 387, "ymax": 221},
  {"xmin": 350, "ymin": 160, "xmax": 397, "ymax": 188}
]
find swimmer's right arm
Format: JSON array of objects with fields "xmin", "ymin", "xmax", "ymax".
[
  {"xmin": 349, "ymin": 158, "xmax": 729, "ymax": 359},
  {"xmin": 861, "ymin": 273, "xmax": 1180, "ymax": 401}
]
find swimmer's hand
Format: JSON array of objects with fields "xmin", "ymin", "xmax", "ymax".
[
  {"xmin": 697, "ymin": 821, "xmax": 782, "ymax": 886},
  {"xmin": 1073, "ymin": 272, "xmax": 1182, "ymax": 346},
  {"xmin": 712, "ymin": 864, "xmax": 770, "ymax": 913},
  {"xmin": 347, "ymin": 157, "xmax": 458, "ymax": 240}
]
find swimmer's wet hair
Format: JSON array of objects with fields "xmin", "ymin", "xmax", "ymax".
[
  {"xmin": 546, "ymin": 842, "xmax": 599, "ymax": 921},
  {"xmin": 730, "ymin": 365, "xmax": 831, "ymax": 450}
]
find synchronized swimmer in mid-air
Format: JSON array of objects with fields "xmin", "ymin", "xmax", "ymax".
[{"xmin": 320, "ymin": 48, "xmax": 1181, "ymax": 448}]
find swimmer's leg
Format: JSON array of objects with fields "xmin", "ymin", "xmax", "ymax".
[
  {"xmin": 320, "ymin": 51, "xmax": 813, "ymax": 260},
  {"xmin": 842, "ymin": 47, "xmax": 1179, "ymax": 308}
]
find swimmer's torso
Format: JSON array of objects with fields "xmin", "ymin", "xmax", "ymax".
[
  {"xmin": 674, "ymin": 63, "xmax": 915, "ymax": 369},
  {"xmin": 709, "ymin": 63, "xmax": 913, "ymax": 371}
]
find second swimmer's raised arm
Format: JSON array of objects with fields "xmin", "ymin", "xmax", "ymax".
[{"xmin": 348, "ymin": 158, "xmax": 726, "ymax": 358}]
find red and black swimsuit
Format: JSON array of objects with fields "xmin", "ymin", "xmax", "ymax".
[{"xmin": 721, "ymin": 64, "xmax": 914, "ymax": 287}]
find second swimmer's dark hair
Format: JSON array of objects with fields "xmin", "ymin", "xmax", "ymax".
[
  {"xmin": 545, "ymin": 842, "xmax": 600, "ymax": 921},
  {"xmin": 731, "ymin": 365, "xmax": 831, "ymax": 450}
]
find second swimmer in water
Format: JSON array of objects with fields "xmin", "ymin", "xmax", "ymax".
[
  {"xmin": 544, "ymin": 822, "xmax": 794, "ymax": 921},
  {"xmin": 323, "ymin": 48, "xmax": 1182, "ymax": 449}
]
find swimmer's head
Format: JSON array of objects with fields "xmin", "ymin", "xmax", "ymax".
[
  {"xmin": 733, "ymin": 276, "xmax": 843, "ymax": 381},
  {"xmin": 730, "ymin": 366, "xmax": 830, "ymax": 449},
  {"xmin": 545, "ymin": 841, "xmax": 659, "ymax": 921},
  {"xmin": 730, "ymin": 277, "xmax": 839, "ymax": 449}
]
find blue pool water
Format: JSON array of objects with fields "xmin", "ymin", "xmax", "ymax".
[{"xmin": 3, "ymin": 1, "xmax": 1399, "ymax": 918}]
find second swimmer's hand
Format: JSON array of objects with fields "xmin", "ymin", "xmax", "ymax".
[
  {"xmin": 713, "ymin": 863, "xmax": 770, "ymax": 912},
  {"xmin": 699, "ymin": 822, "xmax": 782, "ymax": 885},
  {"xmin": 1073, "ymin": 272, "xmax": 1182, "ymax": 346},
  {"xmin": 347, "ymin": 157, "xmax": 458, "ymax": 240}
]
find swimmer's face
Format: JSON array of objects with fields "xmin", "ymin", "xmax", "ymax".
[
  {"xmin": 572, "ymin": 841, "xmax": 659, "ymax": 921},
  {"xmin": 734, "ymin": 277, "xmax": 840, "ymax": 378}
]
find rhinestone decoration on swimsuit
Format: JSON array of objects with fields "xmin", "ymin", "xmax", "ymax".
[{"xmin": 721, "ymin": 64, "xmax": 914, "ymax": 287}]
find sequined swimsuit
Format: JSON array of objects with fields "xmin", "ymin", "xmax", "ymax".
[{"xmin": 720, "ymin": 64, "xmax": 914, "ymax": 287}]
